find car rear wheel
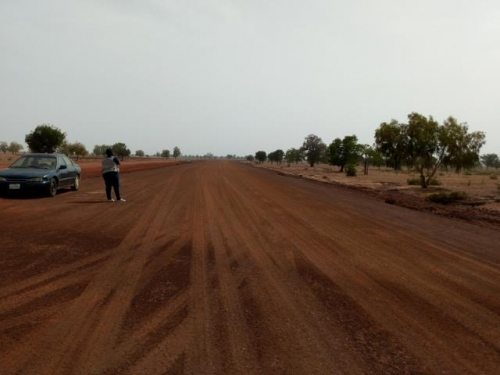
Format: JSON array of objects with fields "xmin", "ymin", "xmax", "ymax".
[
  {"xmin": 71, "ymin": 175, "xmax": 80, "ymax": 191},
  {"xmin": 48, "ymin": 178, "xmax": 58, "ymax": 197}
]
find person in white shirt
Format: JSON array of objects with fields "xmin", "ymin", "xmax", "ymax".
[{"xmin": 102, "ymin": 148, "xmax": 125, "ymax": 202}]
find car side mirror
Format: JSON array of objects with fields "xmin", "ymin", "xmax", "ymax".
[{"xmin": 59, "ymin": 165, "xmax": 67, "ymax": 170}]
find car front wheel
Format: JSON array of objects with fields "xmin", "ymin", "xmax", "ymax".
[
  {"xmin": 48, "ymin": 178, "xmax": 58, "ymax": 197},
  {"xmin": 71, "ymin": 175, "xmax": 80, "ymax": 191}
]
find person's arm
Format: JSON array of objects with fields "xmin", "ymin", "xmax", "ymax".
[{"xmin": 113, "ymin": 157, "xmax": 120, "ymax": 165}]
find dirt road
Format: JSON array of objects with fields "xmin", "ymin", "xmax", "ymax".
[{"xmin": 1, "ymin": 161, "xmax": 500, "ymax": 374}]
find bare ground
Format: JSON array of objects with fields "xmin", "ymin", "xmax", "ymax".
[{"xmin": 1, "ymin": 161, "xmax": 500, "ymax": 374}]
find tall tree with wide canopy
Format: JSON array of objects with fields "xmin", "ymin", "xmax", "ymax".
[
  {"xmin": 285, "ymin": 148, "xmax": 303, "ymax": 166},
  {"xmin": 439, "ymin": 117, "xmax": 485, "ymax": 173},
  {"xmin": 327, "ymin": 135, "xmax": 362, "ymax": 172},
  {"xmin": 69, "ymin": 142, "xmax": 89, "ymax": 160},
  {"xmin": 301, "ymin": 134, "xmax": 326, "ymax": 167},
  {"xmin": 374, "ymin": 120, "xmax": 407, "ymax": 170},
  {"xmin": 112, "ymin": 142, "xmax": 131, "ymax": 161},
  {"xmin": 255, "ymin": 150, "xmax": 267, "ymax": 164},
  {"xmin": 93, "ymin": 144, "xmax": 111, "ymax": 156},
  {"xmin": 25, "ymin": 124, "xmax": 66, "ymax": 153},
  {"xmin": 380, "ymin": 112, "xmax": 486, "ymax": 188},
  {"xmin": 268, "ymin": 149, "xmax": 284, "ymax": 164}
]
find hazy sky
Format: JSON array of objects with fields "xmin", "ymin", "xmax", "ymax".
[{"xmin": 1, "ymin": 0, "xmax": 499, "ymax": 156}]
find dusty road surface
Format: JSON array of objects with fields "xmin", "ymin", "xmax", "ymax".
[{"xmin": 1, "ymin": 161, "xmax": 500, "ymax": 375}]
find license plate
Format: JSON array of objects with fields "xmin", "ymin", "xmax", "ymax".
[{"xmin": 9, "ymin": 183, "xmax": 21, "ymax": 190}]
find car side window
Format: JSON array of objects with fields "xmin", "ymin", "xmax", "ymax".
[
  {"xmin": 63, "ymin": 156, "xmax": 74, "ymax": 166},
  {"xmin": 58, "ymin": 156, "xmax": 67, "ymax": 168}
]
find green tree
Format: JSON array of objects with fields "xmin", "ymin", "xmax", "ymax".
[
  {"xmin": 360, "ymin": 145, "xmax": 383, "ymax": 175},
  {"xmin": 135, "ymin": 150, "xmax": 145, "ymax": 157},
  {"xmin": 255, "ymin": 150, "xmax": 267, "ymax": 164},
  {"xmin": 405, "ymin": 112, "xmax": 440, "ymax": 179},
  {"xmin": 301, "ymin": 134, "xmax": 326, "ymax": 167},
  {"xmin": 68, "ymin": 142, "xmax": 88, "ymax": 161},
  {"xmin": 481, "ymin": 153, "xmax": 500, "ymax": 168},
  {"xmin": 112, "ymin": 142, "xmax": 131, "ymax": 161},
  {"xmin": 327, "ymin": 135, "xmax": 361, "ymax": 172},
  {"xmin": 58, "ymin": 141, "xmax": 86, "ymax": 158},
  {"xmin": 161, "ymin": 149, "xmax": 170, "ymax": 159},
  {"xmin": 173, "ymin": 146, "xmax": 181, "ymax": 159},
  {"xmin": 439, "ymin": 117, "xmax": 485, "ymax": 173},
  {"xmin": 268, "ymin": 149, "xmax": 284, "ymax": 164},
  {"xmin": 404, "ymin": 112, "xmax": 485, "ymax": 188},
  {"xmin": 0, "ymin": 141, "xmax": 8, "ymax": 153},
  {"xmin": 374, "ymin": 120, "xmax": 407, "ymax": 170},
  {"xmin": 246, "ymin": 155, "xmax": 255, "ymax": 162},
  {"xmin": 25, "ymin": 124, "xmax": 66, "ymax": 153},
  {"xmin": 268, "ymin": 151, "xmax": 276, "ymax": 163},
  {"xmin": 285, "ymin": 148, "xmax": 304, "ymax": 166},
  {"xmin": 93, "ymin": 144, "xmax": 111, "ymax": 156},
  {"xmin": 8, "ymin": 141, "xmax": 24, "ymax": 154}
]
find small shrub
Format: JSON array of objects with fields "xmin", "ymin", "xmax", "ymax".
[
  {"xmin": 345, "ymin": 164, "xmax": 357, "ymax": 177},
  {"xmin": 490, "ymin": 174, "xmax": 498, "ymax": 180},
  {"xmin": 407, "ymin": 177, "xmax": 420, "ymax": 185},
  {"xmin": 426, "ymin": 191, "xmax": 467, "ymax": 205}
]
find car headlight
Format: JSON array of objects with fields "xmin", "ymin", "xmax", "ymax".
[{"xmin": 27, "ymin": 177, "xmax": 44, "ymax": 182}]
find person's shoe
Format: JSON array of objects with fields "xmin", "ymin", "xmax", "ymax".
[
  {"xmin": 108, "ymin": 198, "xmax": 115, "ymax": 202},
  {"xmin": 118, "ymin": 198, "xmax": 126, "ymax": 202}
]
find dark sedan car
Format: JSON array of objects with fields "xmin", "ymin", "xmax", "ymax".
[{"xmin": 0, "ymin": 153, "xmax": 81, "ymax": 197}]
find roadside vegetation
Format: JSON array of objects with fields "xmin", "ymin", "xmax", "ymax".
[
  {"xmin": 3, "ymin": 123, "xmax": 185, "ymax": 162},
  {"xmin": 251, "ymin": 111, "xmax": 498, "ymax": 211},
  {"xmin": 254, "ymin": 111, "xmax": 493, "ymax": 189}
]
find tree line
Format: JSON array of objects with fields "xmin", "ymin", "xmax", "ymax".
[
  {"xmin": 2, "ymin": 124, "xmax": 182, "ymax": 161},
  {"xmin": 253, "ymin": 112, "xmax": 495, "ymax": 188}
]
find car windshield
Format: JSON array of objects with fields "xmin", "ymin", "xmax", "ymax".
[{"xmin": 10, "ymin": 155, "xmax": 57, "ymax": 169}]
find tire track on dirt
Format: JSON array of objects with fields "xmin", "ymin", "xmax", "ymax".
[
  {"xmin": 1, "ymin": 170, "xmax": 186, "ymax": 374},
  {"xmin": 2, "ymin": 161, "xmax": 500, "ymax": 374},
  {"xmin": 221, "ymin": 162, "xmax": 500, "ymax": 374},
  {"xmin": 210, "ymin": 163, "xmax": 421, "ymax": 374}
]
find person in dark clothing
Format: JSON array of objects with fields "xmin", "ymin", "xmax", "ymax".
[{"xmin": 102, "ymin": 148, "xmax": 125, "ymax": 202}]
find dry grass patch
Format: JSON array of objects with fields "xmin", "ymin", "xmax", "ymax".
[{"xmin": 254, "ymin": 162, "xmax": 500, "ymax": 212}]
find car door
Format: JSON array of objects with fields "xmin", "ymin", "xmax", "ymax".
[
  {"xmin": 63, "ymin": 156, "xmax": 77, "ymax": 183},
  {"xmin": 57, "ymin": 155, "xmax": 72, "ymax": 187}
]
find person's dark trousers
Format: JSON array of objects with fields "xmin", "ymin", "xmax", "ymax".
[{"xmin": 103, "ymin": 172, "xmax": 121, "ymax": 200}]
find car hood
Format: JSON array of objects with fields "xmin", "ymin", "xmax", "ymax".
[{"xmin": 0, "ymin": 168, "xmax": 53, "ymax": 178}]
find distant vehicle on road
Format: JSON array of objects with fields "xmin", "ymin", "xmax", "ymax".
[{"xmin": 0, "ymin": 153, "xmax": 81, "ymax": 197}]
